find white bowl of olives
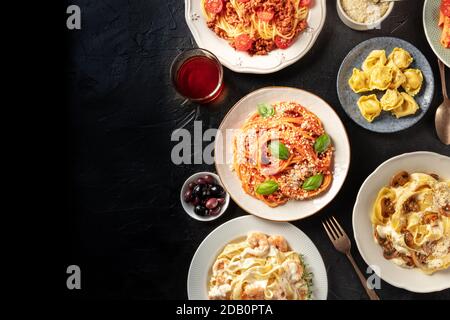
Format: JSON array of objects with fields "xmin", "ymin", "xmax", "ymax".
[{"xmin": 180, "ymin": 172, "xmax": 230, "ymax": 221}]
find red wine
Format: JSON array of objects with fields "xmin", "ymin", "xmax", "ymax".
[{"xmin": 176, "ymin": 56, "xmax": 222, "ymax": 102}]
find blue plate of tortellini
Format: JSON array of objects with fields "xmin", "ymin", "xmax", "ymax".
[{"xmin": 337, "ymin": 37, "xmax": 434, "ymax": 133}]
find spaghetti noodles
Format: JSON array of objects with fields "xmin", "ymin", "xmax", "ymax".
[
  {"xmin": 233, "ymin": 101, "xmax": 333, "ymax": 207},
  {"xmin": 201, "ymin": 0, "xmax": 310, "ymax": 55}
]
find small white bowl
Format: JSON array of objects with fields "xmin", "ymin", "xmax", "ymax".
[
  {"xmin": 336, "ymin": 0, "xmax": 394, "ymax": 31},
  {"xmin": 180, "ymin": 172, "xmax": 230, "ymax": 222}
]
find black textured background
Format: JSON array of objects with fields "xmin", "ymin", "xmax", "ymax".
[{"xmin": 66, "ymin": 0, "xmax": 450, "ymax": 299}]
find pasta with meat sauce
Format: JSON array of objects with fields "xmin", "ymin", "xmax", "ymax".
[
  {"xmin": 371, "ymin": 171, "xmax": 450, "ymax": 274},
  {"xmin": 201, "ymin": 0, "xmax": 312, "ymax": 55}
]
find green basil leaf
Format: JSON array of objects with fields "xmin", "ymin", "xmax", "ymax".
[
  {"xmin": 302, "ymin": 174, "xmax": 324, "ymax": 191},
  {"xmin": 268, "ymin": 141, "xmax": 290, "ymax": 160},
  {"xmin": 257, "ymin": 103, "xmax": 275, "ymax": 118},
  {"xmin": 256, "ymin": 180, "xmax": 279, "ymax": 195},
  {"xmin": 314, "ymin": 134, "xmax": 331, "ymax": 153}
]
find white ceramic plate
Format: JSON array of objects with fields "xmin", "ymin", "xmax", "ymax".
[
  {"xmin": 184, "ymin": 0, "xmax": 326, "ymax": 74},
  {"xmin": 214, "ymin": 87, "xmax": 351, "ymax": 221},
  {"xmin": 187, "ymin": 215, "xmax": 328, "ymax": 299},
  {"xmin": 423, "ymin": 0, "xmax": 450, "ymax": 67},
  {"xmin": 353, "ymin": 151, "xmax": 450, "ymax": 293}
]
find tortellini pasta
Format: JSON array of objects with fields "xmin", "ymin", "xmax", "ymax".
[
  {"xmin": 348, "ymin": 68, "xmax": 370, "ymax": 93},
  {"xmin": 387, "ymin": 61, "xmax": 407, "ymax": 90},
  {"xmin": 362, "ymin": 50, "xmax": 387, "ymax": 73},
  {"xmin": 391, "ymin": 92, "xmax": 419, "ymax": 118},
  {"xmin": 380, "ymin": 89, "xmax": 404, "ymax": 111},
  {"xmin": 401, "ymin": 68, "xmax": 423, "ymax": 96},
  {"xmin": 387, "ymin": 47, "xmax": 413, "ymax": 70},
  {"xmin": 357, "ymin": 94, "xmax": 381, "ymax": 122},
  {"xmin": 369, "ymin": 65, "xmax": 393, "ymax": 90},
  {"xmin": 348, "ymin": 47, "xmax": 423, "ymax": 122}
]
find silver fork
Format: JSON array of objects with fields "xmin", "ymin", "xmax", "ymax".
[{"xmin": 322, "ymin": 216, "xmax": 380, "ymax": 300}]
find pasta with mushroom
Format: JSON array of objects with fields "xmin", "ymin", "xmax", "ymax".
[{"xmin": 371, "ymin": 172, "xmax": 450, "ymax": 274}]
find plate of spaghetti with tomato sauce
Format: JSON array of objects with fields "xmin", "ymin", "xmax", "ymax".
[
  {"xmin": 185, "ymin": 0, "xmax": 326, "ymax": 73},
  {"xmin": 215, "ymin": 87, "xmax": 350, "ymax": 221}
]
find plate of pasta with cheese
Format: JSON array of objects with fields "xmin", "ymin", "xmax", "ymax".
[
  {"xmin": 423, "ymin": 0, "xmax": 450, "ymax": 67},
  {"xmin": 214, "ymin": 87, "xmax": 350, "ymax": 221},
  {"xmin": 353, "ymin": 152, "xmax": 450, "ymax": 293},
  {"xmin": 184, "ymin": 0, "xmax": 326, "ymax": 74},
  {"xmin": 337, "ymin": 37, "xmax": 434, "ymax": 133},
  {"xmin": 187, "ymin": 215, "xmax": 328, "ymax": 299}
]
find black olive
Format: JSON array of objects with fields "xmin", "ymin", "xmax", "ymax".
[
  {"xmin": 209, "ymin": 206, "xmax": 221, "ymax": 216},
  {"xmin": 188, "ymin": 182, "xmax": 196, "ymax": 190},
  {"xmin": 209, "ymin": 184, "xmax": 224, "ymax": 196},
  {"xmin": 194, "ymin": 205, "xmax": 208, "ymax": 216},
  {"xmin": 201, "ymin": 188, "xmax": 211, "ymax": 199},
  {"xmin": 192, "ymin": 184, "xmax": 204, "ymax": 197},
  {"xmin": 196, "ymin": 178, "xmax": 207, "ymax": 185},
  {"xmin": 184, "ymin": 189, "xmax": 193, "ymax": 202},
  {"xmin": 203, "ymin": 175, "xmax": 215, "ymax": 184},
  {"xmin": 192, "ymin": 197, "xmax": 201, "ymax": 206}
]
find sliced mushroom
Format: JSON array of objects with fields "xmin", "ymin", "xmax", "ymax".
[
  {"xmin": 382, "ymin": 242, "xmax": 399, "ymax": 260},
  {"xmin": 429, "ymin": 173, "xmax": 439, "ymax": 180},
  {"xmin": 404, "ymin": 231, "xmax": 415, "ymax": 248},
  {"xmin": 423, "ymin": 212, "xmax": 439, "ymax": 224},
  {"xmin": 400, "ymin": 254, "xmax": 414, "ymax": 267},
  {"xmin": 440, "ymin": 204, "xmax": 450, "ymax": 217},
  {"xmin": 374, "ymin": 230, "xmax": 387, "ymax": 245},
  {"xmin": 422, "ymin": 241, "xmax": 437, "ymax": 256},
  {"xmin": 402, "ymin": 195, "xmax": 419, "ymax": 213},
  {"xmin": 381, "ymin": 197, "xmax": 395, "ymax": 218},
  {"xmin": 411, "ymin": 252, "xmax": 427, "ymax": 268},
  {"xmin": 390, "ymin": 171, "xmax": 410, "ymax": 188}
]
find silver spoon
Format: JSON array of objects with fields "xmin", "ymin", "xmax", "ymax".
[{"xmin": 435, "ymin": 59, "xmax": 450, "ymax": 145}]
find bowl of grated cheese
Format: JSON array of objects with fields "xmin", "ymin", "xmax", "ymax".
[{"xmin": 337, "ymin": 0, "xmax": 395, "ymax": 31}]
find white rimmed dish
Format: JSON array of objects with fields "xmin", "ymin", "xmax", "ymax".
[
  {"xmin": 187, "ymin": 215, "xmax": 328, "ymax": 300},
  {"xmin": 423, "ymin": 0, "xmax": 450, "ymax": 67},
  {"xmin": 214, "ymin": 87, "xmax": 351, "ymax": 222},
  {"xmin": 353, "ymin": 151, "xmax": 450, "ymax": 293},
  {"xmin": 184, "ymin": 0, "xmax": 326, "ymax": 74},
  {"xmin": 180, "ymin": 172, "xmax": 230, "ymax": 222},
  {"xmin": 336, "ymin": 0, "xmax": 394, "ymax": 31}
]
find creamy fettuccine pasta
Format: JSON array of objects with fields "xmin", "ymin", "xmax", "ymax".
[
  {"xmin": 208, "ymin": 232, "xmax": 312, "ymax": 300},
  {"xmin": 371, "ymin": 172, "xmax": 450, "ymax": 274}
]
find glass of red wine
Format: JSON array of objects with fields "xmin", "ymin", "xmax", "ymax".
[{"xmin": 171, "ymin": 48, "xmax": 224, "ymax": 104}]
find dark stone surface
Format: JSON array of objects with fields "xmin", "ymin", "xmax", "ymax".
[{"xmin": 66, "ymin": 0, "xmax": 450, "ymax": 299}]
